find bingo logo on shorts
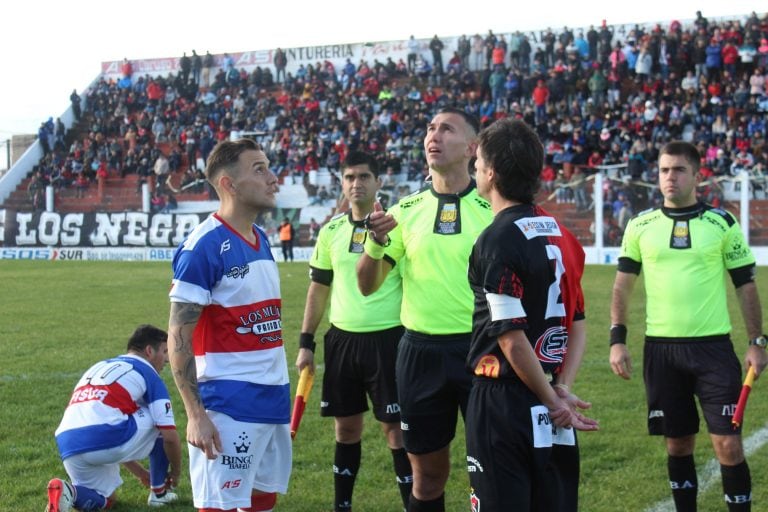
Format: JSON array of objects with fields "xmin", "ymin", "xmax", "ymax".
[{"xmin": 221, "ymin": 433, "xmax": 253, "ymax": 470}]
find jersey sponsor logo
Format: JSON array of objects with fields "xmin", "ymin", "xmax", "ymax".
[
  {"xmin": 235, "ymin": 319, "xmax": 282, "ymax": 337},
  {"xmin": 236, "ymin": 304, "xmax": 283, "ymax": 342},
  {"xmin": 701, "ymin": 212, "xmax": 727, "ymax": 232},
  {"xmin": 466, "ymin": 456, "xmax": 484, "ymax": 473},
  {"xmin": 226, "ymin": 264, "xmax": 250, "ymax": 279},
  {"xmin": 533, "ymin": 326, "xmax": 567, "ymax": 364},
  {"xmin": 473, "ymin": 196, "xmax": 491, "ymax": 209},
  {"xmin": 514, "ymin": 216, "xmax": 562, "ymax": 239},
  {"xmin": 398, "ymin": 195, "xmax": 424, "ymax": 209},
  {"xmin": 530, "ymin": 405, "xmax": 553, "ymax": 448},
  {"xmin": 470, "ymin": 489, "xmax": 481, "ymax": 512},
  {"xmin": 725, "ymin": 241, "xmax": 751, "ymax": 263},
  {"xmin": 69, "ymin": 385, "xmax": 109, "ymax": 404},
  {"xmin": 552, "ymin": 424, "xmax": 576, "ymax": 446},
  {"xmin": 648, "ymin": 409, "xmax": 664, "ymax": 419},
  {"xmin": 473, "ymin": 354, "xmax": 500, "ymax": 378}
]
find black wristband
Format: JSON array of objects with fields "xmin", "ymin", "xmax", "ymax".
[
  {"xmin": 299, "ymin": 332, "xmax": 316, "ymax": 352},
  {"xmin": 610, "ymin": 324, "xmax": 627, "ymax": 346}
]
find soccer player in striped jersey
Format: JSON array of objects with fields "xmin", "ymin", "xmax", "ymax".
[
  {"xmin": 168, "ymin": 138, "xmax": 291, "ymax": 512},
  {"xmin": 47, "ymin": 325, "xmax": 182, "ymax": 512}
]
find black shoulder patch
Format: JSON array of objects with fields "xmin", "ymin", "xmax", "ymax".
[{"xmin": 703, "ymin": 204, "xmax": 736, "ymax": 227}]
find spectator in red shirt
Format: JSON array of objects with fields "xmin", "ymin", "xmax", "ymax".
[
  {"xmin": 721, "ymin": 39, "xmax": 739, "ymax": 76},
  {"xmin": 532, "ymin": 79, "xmax": 549, "ymax": 125}
]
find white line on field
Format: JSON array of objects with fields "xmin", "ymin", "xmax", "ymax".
[{"xmin": 644, "ymin": 423, "xmax": 768, "ymax": 512}]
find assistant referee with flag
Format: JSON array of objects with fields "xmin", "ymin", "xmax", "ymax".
[
  {"xmin": 609, "ymin": 141, "xmax": 767, "ymax": 511},
  {"xmin": 296, "ymin": 151, "xmax": 412, "ymax": 511}
]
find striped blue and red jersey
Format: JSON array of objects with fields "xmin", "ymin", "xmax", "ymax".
[
  {"xmin": 169, "ymin": 213, "xmax": 289, "ymax": 424},
  {"xmin": 55, "ymin": 354, "xmax": 175, "ymax": 459}
]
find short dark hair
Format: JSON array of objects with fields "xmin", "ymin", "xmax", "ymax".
[
  {"xmin": 205, "ymin": 138, "xmax": 263, "ymax": 183},
  {"xmin": 436, "ymin": 107, "xmax": 480, "ymax": 135},
  {"xmin": 660, "ymin": 141, "xmax": 701, "ymax": 172},
  {"xmin": 478, "ymin": 118, "xmax": 543, "ymax": 204},
  {"xmin": 342, "ymin": 150, "xmax": 380, "ymax": 177},
  {"xmin": 126, "ymin": 324, "xmax": 168, "ymax": 352}
]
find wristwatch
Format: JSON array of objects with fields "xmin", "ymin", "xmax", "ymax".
[{"xmin": 749, "ymin": 335, "xmax": 767, "ymax": 348}]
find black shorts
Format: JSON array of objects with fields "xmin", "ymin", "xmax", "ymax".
[
  {"xmin": 320, "ymin": 324, "xmax": 404, "ymax": 422},
  {"xmin": 396, "ymin": 330, "xmax": 472, "ymax": 454},
  {"xmin": 466, "ymin": 379, "xmax": 579, "ymax": 512},
  {"xmin": 643, "ymin": 337, "xmax": 743, "ymax": 437}
]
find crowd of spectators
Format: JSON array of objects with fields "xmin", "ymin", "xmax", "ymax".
[{"xmin": 25, "ymin": 11, "xmax": 768, "ymax": 244}]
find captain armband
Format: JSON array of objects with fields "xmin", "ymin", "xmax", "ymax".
[{"xmin": 610, "ymin": 324, "xmax": 628, "ymax": 346}]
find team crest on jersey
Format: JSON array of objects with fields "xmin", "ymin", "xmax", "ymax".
[
  {"xmin": 349, "ymin": 226, "xmax": 366, "ymax": 253},
  {"xmin": 670, "ymin": 220, "xmax": 691, "ymax": 249},
  {"xmin": 470, "ymin": 488, "xmax": 481, "ymax": 512},
  {"xmin": 440, "ymin": 203, "xmax": 457, "ymax": 222},
  {"xmin": 434, "ymin": 197, "xmax": 461, "ymax": 234},
  {"xmin": 515, "ymin": 216, "xmax": 562, "ymax": 239},
  {"xmin": 534, "ymin": 326, "xmax": 568, "ymax": 364},
  {"xmin": 474, "ymin": 354, "xmax": 500, "ymax": 378}
]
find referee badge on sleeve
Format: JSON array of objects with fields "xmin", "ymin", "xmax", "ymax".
[{"xmin": 670, "ymin": 220, "xmax": 691, "ymax": 249}]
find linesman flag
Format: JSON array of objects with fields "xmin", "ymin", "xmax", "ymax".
[
  {"xmin": 290, "ymin": 367, "xmax": 315, "ymax": 440},
  {"xmin": 732, "ymin": 367, "xmax": 756, "ymax": 430}
]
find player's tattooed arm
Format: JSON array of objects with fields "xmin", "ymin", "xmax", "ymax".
[{"xmin": 168, "ymin": 302, "xmax": 204, "ymax": 407}]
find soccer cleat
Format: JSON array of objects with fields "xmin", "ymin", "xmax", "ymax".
[
  {"xmin": 46, "ymin": 478, "xmax": 75, "ymax": 512},
  {"xmin": 147, "ymin": 490, "xmax": 179, "ymax": 507}
]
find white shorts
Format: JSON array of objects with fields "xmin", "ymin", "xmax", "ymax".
[
  {"xmin": 63, "ymin": 406, "xmax": 160, "ymax": 497},
  {"xmin": 189, "ymin": 411, "xmax": 292, "ymax": 510}
]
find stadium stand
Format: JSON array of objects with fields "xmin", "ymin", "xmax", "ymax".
[{"xmin": 2, "ymin": 11, "xmax": 768, "ymax": 246}]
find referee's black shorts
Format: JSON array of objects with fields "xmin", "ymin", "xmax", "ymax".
[
  {"xmin": 643, "ymin": 336, "xmax": 743, "ymax": 437},
  {"xmin": 396, "ymin": 330, "xmax": 472, "ymax": 454},
  {"xmin": 320, "ymin": 324, "xmax": 404, "ymax": 423}
]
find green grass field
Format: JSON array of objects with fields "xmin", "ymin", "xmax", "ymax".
[{"xmin": 0, "ymin": 261, "xmax": 766, "ymax": 511}]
